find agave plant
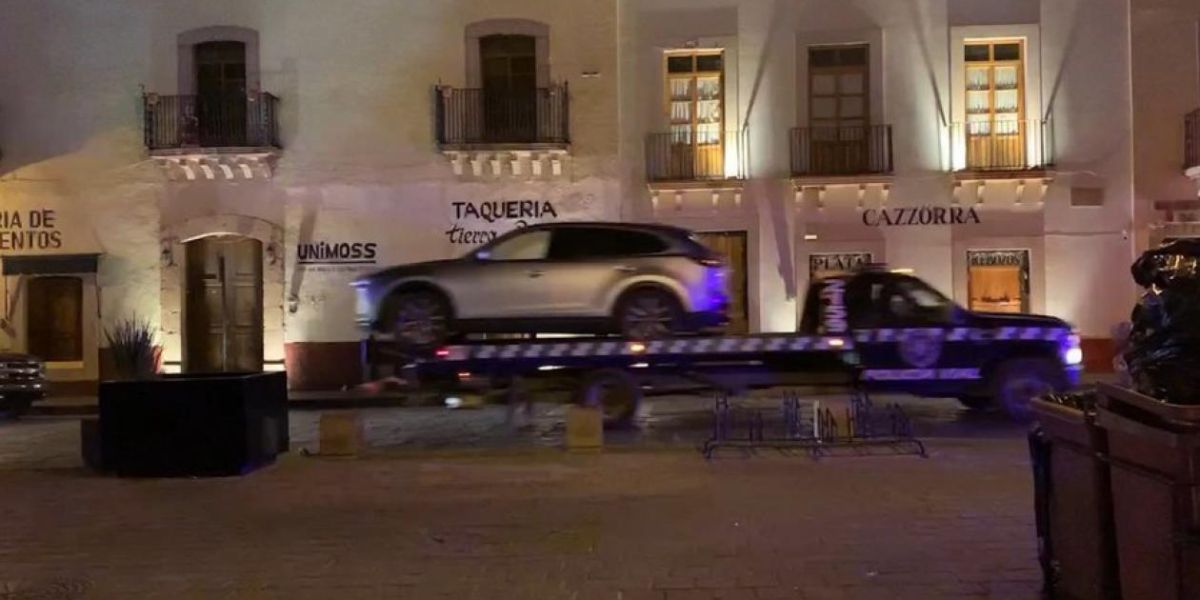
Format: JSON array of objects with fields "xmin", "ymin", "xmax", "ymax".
[{"xmin": 105, "ymin": 317, "xmax": 159, "ymax": 380}]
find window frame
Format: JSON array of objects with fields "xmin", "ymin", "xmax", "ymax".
[
  {"xmin": 807, "ymin": 44, "xmax": 870, "ymax": 130},
  {"xmin": 962, "ymin": 38, "xmax": 1027, "ymax": 168},
  {"xmin": 663, "ymin": 48, "xmax": 726, "ymax": 156}
]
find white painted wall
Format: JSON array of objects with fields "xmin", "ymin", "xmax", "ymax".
[
  {"xmin": 2, "ymin": 0, "xmax": 1194, "ymax": 373},
  {"xmin": 0, "ymin": 0, "xmax": 622, "ymax": 374}
]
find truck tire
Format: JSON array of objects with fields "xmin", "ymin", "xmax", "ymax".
[
  {"xmin": 989, "ymin": 359, "xmax": 1064, "ymax": 422},
  {"xmin": 573, "ymin": 368, "xmax": 641, "ymax": 429}
]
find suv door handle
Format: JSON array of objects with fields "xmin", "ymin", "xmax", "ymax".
[
  {"xmin": 614, "ymin": 265, "xmax": 636, "ymax": 273},
  {"xmin": 528, "ymin": 269, "xmax": 544, "ymax": 278}
]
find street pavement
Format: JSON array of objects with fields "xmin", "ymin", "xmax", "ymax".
[{"xmin": 0, "ymin": 395, "xmax": 1042, "ymax": 599}]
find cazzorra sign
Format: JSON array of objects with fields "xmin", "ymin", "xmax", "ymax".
[{"xmin": 862, "ymin": 206, "xmax": 981, "ymax": 227}]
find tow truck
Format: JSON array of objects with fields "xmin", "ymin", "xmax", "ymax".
[{"xmin": 374, "ymin": 265, "xmax": 1081, "ymax": 424}]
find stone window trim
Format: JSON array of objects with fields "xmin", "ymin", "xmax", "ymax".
[
  {"xmin": 464, "ymin": 19, "xmax": 550, "ymax": 88},
  {"xmin": 176, "ymin": 26, "xmax": 261, "ymax": 96}
]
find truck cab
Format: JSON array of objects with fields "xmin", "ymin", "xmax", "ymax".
[{"xmin": 799, "ymin": 266, "xmax": 1082, "ymax": 420}]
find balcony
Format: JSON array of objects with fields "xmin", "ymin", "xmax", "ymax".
[
  {"xmin": 950, "ymin": 119, "xmax": 1053, "ymax": 180},
  {"xmin": 644, "ymin": 129, "xmax": 747, "ymax": 185},
  {"xmin": 143, "ymin": 92, "xmax": 280, "ymax": 152},
  {"xmin": 435, "ymin": 84, "xmax": 569, "ymax": 147},
  {"xmin": 1186, "ymin": 109, "xmax": 1200, "ymax": 177},
  {"xmin": 143, "ymin": 92, "xmax": 280, "ymax": 181},
  {"xmin": 434, "ymin": 84, "xmax": 569, "ymax": 177},
  {"xmin": 790, "ymin": 125, "xmax": 892, "ymax": 183}
]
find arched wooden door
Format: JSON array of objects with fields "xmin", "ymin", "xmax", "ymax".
[{"xmin": 184, "ymin": 235, "xmax": 263, "ymax": 373}]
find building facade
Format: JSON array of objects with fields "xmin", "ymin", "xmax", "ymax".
[{"xmin": 0, "ymin": 0, "xmax": 1196, "ymax": 390}]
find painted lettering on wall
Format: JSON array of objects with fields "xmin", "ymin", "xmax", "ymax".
[
  {"xmin": 296, "ymin": 241, "xmax": 378, "ymax": 271},
  {"xmin": 861, "ymin": 206, "xmax": 981, "ymax": 227},
  {"xmin": 820, "ymin": 278, "xmax": 848, "ymax": 334},
  {"xmin": 0, "ymin": 209, "xmax": 62, "ymax": 251},
  {"xmin": 446, "ymin": 200, "xmax": 560, "ymax": 245}
]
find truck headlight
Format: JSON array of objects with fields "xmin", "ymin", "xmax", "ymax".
[{"xmin": 1063, "ymin": 333, "xmax": 1083, "ymax": 366}]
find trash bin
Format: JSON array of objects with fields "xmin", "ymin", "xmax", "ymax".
[
  {"xmin": 1030, "ymin": 394, "xmax": 1121, "ymax": 600},
  {"xmin": 1096, "ymin": 382, "xmax": 1200, "ymax": 600}
]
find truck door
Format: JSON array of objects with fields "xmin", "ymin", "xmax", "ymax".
[{"xmin": 851, "ymin": 275, "xmax": 978, "ymax": 395}]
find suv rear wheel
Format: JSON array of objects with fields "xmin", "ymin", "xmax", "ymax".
[
  {"xmin": 388, "ymin": 290, "xmax": 452, "ymax": 349},
  {"xmin": 616, "ymin": 289, "xmax": 682, "ymax": 339}
]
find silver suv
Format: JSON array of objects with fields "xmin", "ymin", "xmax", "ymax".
[{"xmin": 354, "ymin": 222, "xmax": 730, "ymax": 347}]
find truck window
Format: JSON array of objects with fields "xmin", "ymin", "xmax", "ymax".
[{"xmin": 881, "ymin": 277, "xmax": 955, "ymax": 325}]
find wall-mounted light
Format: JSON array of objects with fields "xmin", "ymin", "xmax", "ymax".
[
  {"xmin": 160, "ymin": 239, "xmax": 175, "ymax": 267},
  {"xmin": 803, "ymin": 233, "xmax": 818, "ymax": 241}
]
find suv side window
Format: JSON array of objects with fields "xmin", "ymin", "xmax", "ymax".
[
  {"xmin": 548, "ymin": 228, "xmax": 667, "ymax": 260},
  {"xmin": 479, "ymin": 230, "xmax": 551, "ymax": 261}
]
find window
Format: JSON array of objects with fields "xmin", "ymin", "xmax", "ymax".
[
  {"xmin": 808, "ymin": 45, "xmax": 870, "ymax": 174},
  {"xmin": 479, "ymin": 230, "xmax": 551, "ymax": 261},
  {"xmin": 665, "ymin": 50, "xmax": 724, "ymax": 178},
  {"xmin": 27, "ymin": 276, "xmax": 83, "ymax": 362},
  {"xmin": 968, "ymin": 250, "xmax": 1030, "ymax": 313},
  {"xmin": 194, "ymin": 41, "xmax": 248, "ymax": 146},
  {"xmin": 548, "ymin": 228, "xmax": 667, "ymax": 260},
  {"xmin": 964, "ymin": 40, "xmax": 1025, "ymax": 169},
  {"xmin": 879, "ymin": 277, "xmax": 955, "ymax": 325},
  {"xmin": 480, "ymin": 34, "xmax": 537, "ymax": 142},
  {"xmin": 809, "ymin": 46, "xmax": 868, "ymax": 130}
]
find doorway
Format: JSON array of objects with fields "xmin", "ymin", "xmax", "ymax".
[
  {"xmin": 967, "ymin": 249, "xmax": 1030, "ymax": 313},
  {"xmin": 27, "ymin": 276, "xmax": 84, "ymax": 363},
  {"xmin": 695, "ymin": 231, "xmax": 748, "ymax": 334},
  {"xmin": 480, "ymin": 34, "xmax": 537, "ymax": 142},
  {"xmin": 184, "ymin": 235, "xmax": 263, "ymax": 372},
  {"xmin": 195, "ymin": 40, "xmax": 248, "ymax": 147}
]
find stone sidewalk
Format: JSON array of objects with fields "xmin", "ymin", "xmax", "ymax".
[{"xmin": 0, "ymin": 438, "xmax": 1042, "ymax": 599}]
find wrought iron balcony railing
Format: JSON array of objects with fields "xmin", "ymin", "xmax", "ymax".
[
  {"xmin": 790, "ymin": 125, "xmax": 892, "ymax": 177},
  {"xmin": 143, "ymin": 92, "xmax": 280, "ymax": 151},
  {"xmin": 950, "ymin": 119, "xmax": 1053, "ymax": 172},
  {"xmin": 645, "ymin": 129, "xmax": 747, "ymax": 182},
  {"xmin": 435, "ymin": 83, "xmax": 569, "ymax": 146}
]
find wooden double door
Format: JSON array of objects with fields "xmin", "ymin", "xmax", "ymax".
[
  {"xmin": 695, "ymin": 231, "xmax": 748, "ymax": 334},
  {"xmin": 185, "ymin": 236, "xmax": 263, "ymax": 373}
]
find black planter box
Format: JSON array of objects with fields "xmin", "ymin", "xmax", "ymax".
[{"xmin": 99, "ymin": 371, "xmax": 289, "ymax": 477}]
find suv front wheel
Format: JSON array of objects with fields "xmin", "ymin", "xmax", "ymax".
[
  {"xmin": 388, "ymin": 290, "xmax": 452, "ymax": 349},
  {"xmin": 616, "ymin": 288, "xmax": 682, "ymax": 340}
]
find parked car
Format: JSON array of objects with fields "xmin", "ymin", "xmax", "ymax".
[
  {"xmin": 0, "ymin": 352, "xmax": 47, "ymax": 418},
  {"xmin": 354, "ymin": 222, "xmax": 730, "ymax": 347}
]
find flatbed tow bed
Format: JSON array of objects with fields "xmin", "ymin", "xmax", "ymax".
[{"xmin": 365, "ymin": 332, "xmax": 861, "ymax": 427}]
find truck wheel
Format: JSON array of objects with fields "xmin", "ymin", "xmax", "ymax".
[
  {"xmin": 989, "ymin": 359, "xmax": 1064, "ymax": 422},
  {"xmin": 574, "ymin": 369, "xmax": 641, "ymax": 429},
  {"xmin": 388, "ymin": 290, "xmax": 451, "ymax": 350}
]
